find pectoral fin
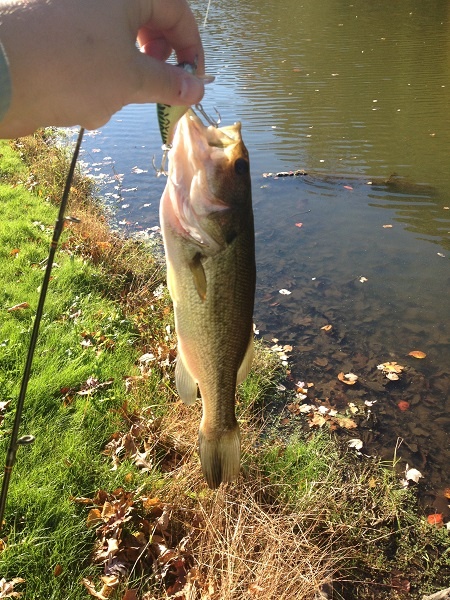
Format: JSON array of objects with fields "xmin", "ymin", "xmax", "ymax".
[
  {"xmin": 189, "ymin": 253, "xmax": 207, "ymax": 301},
  {"xmin": 236, "ymin": 334, "xmax": 254, "ymax": 386},
  {"xmin": 175, "ymin": 353, "xmax": 198, "ymax": 405}
]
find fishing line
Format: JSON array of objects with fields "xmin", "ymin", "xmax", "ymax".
[
  {"xmin": 203, "ymin": 0, "xmax": 212, "ymax": 27},
  {"xmin": 0, "ymin": 126, "xmax": 85, "ymax": 530}
]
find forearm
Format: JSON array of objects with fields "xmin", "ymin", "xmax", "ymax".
[{"xmin": 0, "ymin": 0, "xmax": 70, "ymax": 137}]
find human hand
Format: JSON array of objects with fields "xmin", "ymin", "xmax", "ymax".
[{"xmin": 0, "ymin": 0, "xmax": 205, "ymax": 137}]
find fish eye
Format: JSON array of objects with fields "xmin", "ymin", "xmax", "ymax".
[{"xmin": 234, "ymin": 158, "xmax": 249, "ymax": 175}]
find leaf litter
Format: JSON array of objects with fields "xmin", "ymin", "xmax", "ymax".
[{"xmin": 261, "ymin": 291, "xmax": 449, "ymax": 512}]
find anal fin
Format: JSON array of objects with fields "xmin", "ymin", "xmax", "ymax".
[
  {"xmin": 175, "ymin": 353, "xmax": 198, "ymax": 405},
  {"xmin": 236, "ymin": 333, "xmax": 254, "ymax": 386}
]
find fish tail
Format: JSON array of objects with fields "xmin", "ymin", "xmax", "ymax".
[{"xmin": 198, "ymin": 424, "xmax": 241, "ymax": 489}]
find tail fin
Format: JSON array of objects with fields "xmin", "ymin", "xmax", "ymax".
[{"xmin": 198, "ymin": 424, "xmax": 241, "ymax": 489}]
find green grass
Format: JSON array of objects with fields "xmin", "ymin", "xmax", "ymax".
[
  {"xmin": 0, "ymin": 154, "xmax": 142, "ymax": 598},
  {"xmin": 0, "ymin": 135, "xmax": 448, "ymax": 600}
]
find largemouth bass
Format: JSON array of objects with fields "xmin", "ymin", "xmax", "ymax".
[{"xmin": 159, "ymin": 109, "xmax": 255, "ymax": 488}]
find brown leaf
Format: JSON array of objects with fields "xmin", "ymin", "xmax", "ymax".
[
  {"xmin": 81, "ymin": 577, "xmax": 115, "ymax": 600},
  {"xmin": 70, "ymin": 496, "xmax": 93, "ymax": 505},
  {"xmin": 142, "ymin": 497, "xmax": 160, "ymax": 510},
  {"xmin": 408, "ymin": 350, "xmax": 427, "ymax": 359},
  {"xmin": 397, "ymin": 401, "xmax": 410, "ymax": 412},
  {"xmin": 86, "ymin": 508, "xmax": 103, "ymax": 528},
  {"xmin": 0, "ymin": 577, "xmax": 25, "ymax": 598},
  {"xmin": 314, "ymin": 357, "xmax": 328, "ymax": 367},
  {"xmin": 309, "ymin": 413, "xmax": 327, "ymax": 428},
  {"xmin": 427, "ymin": 513, "xmax": 443, "ymax": 526},
  {"xmin": 7, "ymin": 302, "xmax": 30, "ymax": 312},
  {"xmin": 333, "ymin": 416, "xmax": 357, "ymax": 429},
  {"xmin": 122, "ymin": 591, "xmax": 138, "ymax": 600},
  {"xmin": 390, "ymin": 575, "xmax": 410, "ymax": 593},
  {"xmin": 337, "ymin": 372, "xmax": 358, "ymax": 385},
  {"xmin": 53, "ymin": 564, "xmax": 63, "ymax": 577}
]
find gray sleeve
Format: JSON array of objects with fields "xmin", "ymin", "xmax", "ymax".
[{"xmin": 0, "ymin": 41, "xmax": 11, "ymax": 123}]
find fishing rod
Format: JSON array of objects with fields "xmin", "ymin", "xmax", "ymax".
[{"xmin": 0, "ymin": 127, "xmax": 85, "ymax": 529}]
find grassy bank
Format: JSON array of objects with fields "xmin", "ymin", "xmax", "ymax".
[{"xmin": 0, "ymin": 131, "xmax": 448, "ymax": 600}]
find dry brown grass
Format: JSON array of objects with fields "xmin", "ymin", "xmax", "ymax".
[{"xmin": 186, "ymin": 485, "xmax": 335, "ymax": 600}]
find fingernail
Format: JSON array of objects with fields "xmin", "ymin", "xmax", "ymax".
[{"xmin": 179, "ymin": 75, "xmax": 204, "ymax": 104}]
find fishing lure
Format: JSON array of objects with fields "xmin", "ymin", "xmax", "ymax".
[
  {"xmin": 154, "ymin": 62, "xmax": 218, "ymax": 176},
  {"xmin": 157, "ymin": 62, "xmax": 196, "ymax": 148},
  {"xmin": 154, "ymin": 62, "xmax": 196, "ymax": 176}
]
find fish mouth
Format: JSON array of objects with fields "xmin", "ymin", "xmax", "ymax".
[
  {"xmin": 185, "ymin": 108, "xmax": 243, "ymax": 148},
  {"xmin": 165, "ymin": 110, "xmax": 245, "ymax": 250}
]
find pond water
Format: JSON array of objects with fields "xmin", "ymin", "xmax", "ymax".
[{"xmin": 79, "ymin": 0, "xmax": 450, "ymax": 514}]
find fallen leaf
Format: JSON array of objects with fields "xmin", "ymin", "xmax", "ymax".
[
  {"xmin": 122, "ymin": 591, "xmax": 138, "ymax": 600},
  {"xmin": 86, "ymin": 508, "xmax": 103, "ymax": 528},
  {"xmin": 53, "ymin": 564, "xmax": 63, "ymax": 577},
  {"xmin": 81, "ymin": 577, "xmax": 116, "ymax": 600},
  {"xmin": 7, "ymin": 302, "xmax": 30, "ymax": 312},
  {"xmin": 408, "ymin": 350, "xmax": 426, "ymax": 359},
  {"xmin": 386, "ymin": 372, "xmax": 399, "ymax": 381},
  {"xmin": 70, "ymin": 496, "xmax": 94, "ymax": 505},
  {"xmin": 427, "ymin": 513, "xmax": 443, "ymax": 526},
  {"xmin": 405, "ymin": 466, "xmax": 423, "ymax": 483},
  {"xmin": 314, "ymin": 357, "xmax": 328, "ymax": 367},
  {"xmin": 391, "ymin": 576, "xmax": 410, "ymax": 593},
  {"xmin": 348, "ymin": 438, "xmax": 363, "ymax": 450},
  {"xmin": 9, "ymin": 248, "xmax": 20, "ymax": 256},
  {"xmin": 142, "ymin": 497, "xmax": 160, "ymax": 510},
  {"xmin": 334, "ymin": 416, "xmax": 357, "ymax": 429},
  {"xmin": 377, "ymin": 362, "xmax": 404, "ymax": 373},
  {"xmin": 0, "ymin": 577, "xmax": 25, "ymax": 598},
  {"xmin": 397, "ymin": 401, "xmax": 410, "ymax": 412},
  {"xmin": 338, "ymin": 372, "xmax": 358, "ymax": 385},
  {"xmin": 309, "ymin": 413, "xmax": 327, "ymax": 428}
]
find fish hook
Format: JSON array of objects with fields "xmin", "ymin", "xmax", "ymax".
[
  {"xmin": 195, "ymin": 103, "xmax": 221, "ymax": 128},
  {"xmin": 152, "ymin": 144, "xmax": 170, "ymax": 177}
]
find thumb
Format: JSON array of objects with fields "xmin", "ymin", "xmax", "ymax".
[{"xmin": 130, "ymin": 53, "xmax": 205, "ymax": 106}]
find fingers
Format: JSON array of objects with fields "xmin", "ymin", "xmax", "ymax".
[
  {"xmin": 131, "ymin": 53, "xmax": 205, "ymax": 106},
  {"xmin": 136, "ymin": 0, "xmax": 205, "ymax": 73}
]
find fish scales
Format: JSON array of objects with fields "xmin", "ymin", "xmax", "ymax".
[{"xmin": 159, "ymin": 109, "xmax": 255, "ymax": 488}]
